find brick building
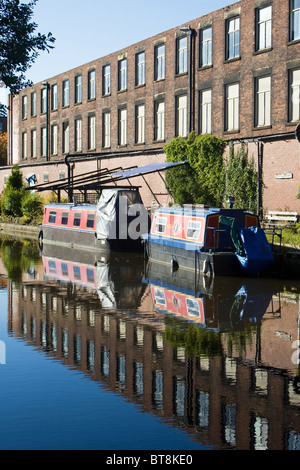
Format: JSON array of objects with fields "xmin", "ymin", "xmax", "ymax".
[{"xmin": 4, "ymin": 0, "xmax": 300, "ymax": 211}]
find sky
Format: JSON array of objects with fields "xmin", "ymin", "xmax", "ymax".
[{"xmin": 1, "ymin": 0, "xmax": 231, "ymax": 105}]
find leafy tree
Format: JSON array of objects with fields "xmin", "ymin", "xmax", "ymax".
[
  {"xmin": 0, "ymin": 131, "xmax": 7, "ymax": 166},
  {"xmin": 0, "ymin": 0, "xmax": 55, "ymax": 94},
  {"xmin": 164, "ymin": 132, "xmax": 226, "ymax": 206},
  {"xmin": 225, "ymin": 144, "xmax": 258, "ymax": 213},
  {"xmin": 1, "ymin": 164, "xmax": 25, "ymax": 216}
]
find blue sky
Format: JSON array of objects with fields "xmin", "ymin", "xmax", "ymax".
[{"xmin": 1, "ymin": 0, "xmax": 231, "ymax": 105}]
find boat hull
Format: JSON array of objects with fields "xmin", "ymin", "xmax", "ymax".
[
  {"xmin": 145, "ymin": 240, "xmax": 242, "ymax": 276},
  {"xmin": 39, "ymin": 225, "xmax": 143, "ymax": 253}
]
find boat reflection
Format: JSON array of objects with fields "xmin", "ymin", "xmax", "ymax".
[{"xmin": 5, "ymin": 243, "xmax": 300, "ymax": 450}]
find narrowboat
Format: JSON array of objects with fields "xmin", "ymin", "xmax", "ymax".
[
  {"xmin": 38, "ymin": 187, "xmax": 150, "ymax": 253},
  {"xmin": 144, "ymin": 260, "xmax": 274, "ymax": 330},
  {"xmin": 143, "ymin": 205, "xmax": 274, "ymax": 276}
]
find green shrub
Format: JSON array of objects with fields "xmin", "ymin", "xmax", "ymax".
[
  {"xmin": 21, "ymin": 191, "xmax": 44, "ymax": 223},
  {"xmin": 1, "ymin": 186, "xmax": 24, "ymax": 217}
]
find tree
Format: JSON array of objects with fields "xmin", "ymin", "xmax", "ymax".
[
  {"xmin": 0, "ymin": 0, "xmax": 55, "ymax": 94},
  {"xmin": 1, "ymin": 164, "xmax": 25, "ymax": 216},
  {"xmin": 0, "ymin": 131, "xmax": 7, "ymax": 166},
  {"xmin": 224, "ymin": 144, "xmax": 258, "ymax": 213},
  {"xmin": 164, "ymin": 132, "xmax": 226, "ymax": 207}
]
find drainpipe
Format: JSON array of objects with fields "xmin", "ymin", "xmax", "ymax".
[{"xmin": 180, "ymin": 25, "xmax": 195, "ymax": 134}]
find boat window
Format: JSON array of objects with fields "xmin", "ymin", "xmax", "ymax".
[
  {"xmin": 61, "ymin": 212, "xmax": 69, "ymax": 225},
  {"xmin": 155, "ymin": 216, "xmax": 167, "ymax": 234},
  {"xmin": 48, "ymin": 261, "xmax": 56, "ymax": 273},
  {"xmin": 86, "ymin": 213, "xmax": 95, "ymax": 229},
  {"xmin": 61, "ymin": 263, "xmax": 68, "ymax": 276},
  {"xmin": 86, "ymin": 268, "xmax": 95, "ymax": 283},
  {"xmin": 186, "ymin": 220, "xmax": 201, "ymax": 240},
  {"xmin": 48, "ymin": 211, "xmax": 57, "ymax": 224},
  {"xmin": 186, "ymin": 298, "xmax": 200, "ymax": 318},
  {"xmin": 73, "ymin": 265, "xmax": 81, "ymax": 280},
  {"xmin": 154, "ymin": 288, "xmax": 166, "ymax": 306},
  {"xmin": 73, "ymin": 213, "xmax": 81, "ymax": 227}
]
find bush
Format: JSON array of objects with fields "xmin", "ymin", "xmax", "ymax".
[
  {"xmin": 21, "ymin": 191, "xmax": 44, "ymax": 223},
  {"xmin": 1, "ymin": 186, "xmax": 24, "ymax": 217}
]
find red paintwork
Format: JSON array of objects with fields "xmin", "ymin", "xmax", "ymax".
[{"xmin": 42, "ymin": 205, "xmax": 97, "ymax": 232}]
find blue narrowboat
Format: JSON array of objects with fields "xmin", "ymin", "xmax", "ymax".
[{"xmin": 143, "ymin": 205, "xmax": 274, "ymax": 276}]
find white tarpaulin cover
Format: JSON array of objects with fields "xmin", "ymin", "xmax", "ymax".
[{"xmin": 96, "ymin": 189, "xmax": 118, "ymax": 240}]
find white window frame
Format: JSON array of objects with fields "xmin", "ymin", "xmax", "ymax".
[
  {"xmin": 155, "ymin": 101, "xmax": 165, "ymax": 141},
  {"xmin": 63, "ymin": 80, "xmax": 69, "ymax": 107},
  {"xmin": 63, "ymin": 122, "xmax": 70, "ymax": 154},
  {"xmin": 177, "ymin": 95, "xmax": 188, "ymax": 137},
  {"xmin": 257, "ymin": 5, "xmax": 272, "ymax": 51},
  {"xmin": 136, "ymin": 104, "xmax": 145, "ymax": 143},
  {"xmin": 227, "ymin": 17, "xmax": 240, "ymax": 60},
  {"xmin": 103, "ymin": 65, "xmax": 111, "ymax": 95},
  {"xmin": 75, "ymin": 118, "xmax": 82, "ymax": 152},
  {"xmin": 226, "ymin": 83, "xmax": 239, "ymax": 131},
  {"xmin": 136, "ymin": 52, "xmax": 145, "ymax": 86},
  {"xmin": 177, "ymin": 36, "xmax": 188, "ymax": 74},
  {"xmin": 119, "ymin": 108, "xmax": 127, "ymax": 146},
  {"xmin": 200, "ymin": 89, "xmax": 212, "ymax": 134},
  {"xmin": 51, "ymin": 124, "xmax": 58, "ymax": 155},
  {"xmin": 41, "ymin": 127, "xmax": 47, "ymax": 157},
  {"xmin": 200, "ymin": 27, "xmax": 212, "ymax": 67},
  {"xmin": 118, "ymin": 59, "xmax": 127, "ymax": 91},
  {"xmin": 155, "ymin": 44, "xmax": 165, "ymax": 80},
  {"xmin": 256, "ymin": 76, "xmax": 271, "ymax": 127},
  {"xmin": 31, "ymin": 129, "xmax": 37, "ymax": 159},
  {"xmin": 291, "ymin": 68, "xmax": 300, "ymax": 121},
  {"xmin": 51, "ymin": 84, "xmax": 58, "ymax": 111},
  {"xmin": 75, "ymin": 75, "xmax": 82, "ymax": 104},
  {"xmin": 31, "ymin": 92, "xmax": 36, "ymax": 117},
  {"xmin": 103, "ymin": 112, "xmax": 111, "ymax": 148},
  {"xmin": 88, "ymin": 115, "xmax": 96, "ymax": 150},
  {"xmin": 88, "ymin": 70, "xmax": 96, "ymax": 100}
]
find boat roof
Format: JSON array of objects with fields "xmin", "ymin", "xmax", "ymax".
[
  {"xmin": 154, "ymin": 206, "xmax": 254, "ymax": 217},
  {"xmin": 45, "ymin": 203, "xmax": 98, "ymax": 211}
]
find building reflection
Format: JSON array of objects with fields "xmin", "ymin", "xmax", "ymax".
[{"xmin": 4, "ymin": 242, "xmax": 300, "ymax": 450}]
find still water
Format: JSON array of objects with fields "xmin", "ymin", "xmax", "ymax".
[{"xmin": 1, "ymin": 236, "xmax": 300, "ymax": 451}]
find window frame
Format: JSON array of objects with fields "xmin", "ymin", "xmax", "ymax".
[
  {"xmin": 200, "ymin": 26, "xmax": 213, "ymax": 67},
  {"xmin": 226, "ymin": 16, "xmax": 240, "ymax": 60}
]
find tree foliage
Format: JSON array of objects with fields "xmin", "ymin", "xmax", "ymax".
[
  {"xmin": 0, "ymin": 0, "xmax": 55, "ymax": 94},
  {"xmin": 164, "ymin": 132, "xmax": 226, "ymax": 206},
  {"xmin": 225, "ymin": 144, "xmax": 258, "ymax": 213},
  {"xmin": 164, "ymin": 134, "xmax": 258, "ymax": 211},
  {"xmin": 0, "ymin": 131, "xmax": 7, "ymax": 166}
]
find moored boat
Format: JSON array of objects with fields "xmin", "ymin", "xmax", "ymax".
[
  {"xmin": 143, "ymin": 205, "xmax": 274, "ymax": 276},
  {"xmin": 38, "ymin": 187, "xmax": 150, "ymax": 253}
]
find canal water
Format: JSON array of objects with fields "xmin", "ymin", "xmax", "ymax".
[{"xmin": 1, "ymin": 235, "xmax": 300, "ymax": 451}]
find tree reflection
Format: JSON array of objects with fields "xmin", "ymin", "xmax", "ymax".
[{"xmin": 0, "ymin": 237, "xmax": 41, "ymax": 283}]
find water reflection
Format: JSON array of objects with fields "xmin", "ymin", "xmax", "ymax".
[{"xmin": 3, "ymin": 236, "xmax": 300, "ymax": 450}]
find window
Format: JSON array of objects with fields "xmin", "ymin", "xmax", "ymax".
[
  {"xmin": 63, "ymin": 80, "xmax": 69, "ymax": 107},
  {"xmin": 31, "ymin": 129, "xmax": 37, "ymax": 158},
  {"xmin": 48, "ymin": 211, "xmax": 57, "ymax": 224},
  {"xmin": 200, "ymin": 27, "xmax": 212, "ymax": 67},
  {"xmin": 73, "ymin": 213, "xmax": 81, "ymax": 227},
  {"xmin": 87, "ymin": 213, "xmax": 95, "ymax": 229},
  {"xmin": 226, "ymin": 83, "xmax": 239, "ymax": 131},
  {"xmin": 155, "ymin": 216, "xmax": 167, "ymax": 234},
  {"xmin": 75, "ymin": 75, "xmax": 82, "ymax": 104},
  {"xmin": 75, "ymin": 118, "xmax": 82, "ymax": 152},
  {"xmin": 136, "ymin": 104, "xmax": 145, "ymax": 143},
  {"xmin": 103, "ymin": 65, "xmax": 111, "ymax": 95},
  {"xmin": 61, "ymin": 212, "xmax": 69, "ymax": 225},
  {"xmin": 88, "ymin": 115, "xmax": 96, "ymax": 150},
  {"xmin": 256, "ymin": 5, "xmax": 272, "ymax": 51},
  {"xmin": 176, "ymin": 95, "xmax": 188, "ymax": 137},
  {"xmin": 88, "ymin": 70, "xmax": 96, "ymax": 100},
  {"xmin": 118, "ymin": 58, "xmax": 127, "ymax": 91},
  {"xmin": 51, "ymin": 124, "xmax": 58, "ymax": 155},
  {"xmin": 136, "ymin": 51, "xmax": 145, "ymax": 86},
  {"xmin": 291, "ymin": 0, "xmax": 300, "ymax": 41},
  {"xmin": 290, "ymin": 69, "xmax": 300, "ymax": 121},
  {"xmin": 154, "ymin": 101, "xmax": 165, "ymax": 141},
  {"xmin": 63, "ymin": 122, "xmax": 69, "ymax": 154},
  {"xmin": 41, "ymin": 127, "xmax": 47, "ymax": 157},
  {"xmin": 22, "ymin": 96, "xmax": 27, "ymax": 119},
  {"xmin": 119, "ymin": 108, "xmax": 127, "ymax": 146},
  {"xmin": 226, "ymin": 17, "xmax": 240, "ymax": 60},
  {"xmin": 176, "ymin": 36, "xmax": 188, "ymax": 74},
  {"xmin": 200, "ymin": 89, "xmax": 212, "ymax": 134},
  {"xmin": 51, "ymin": 84, "xmax": 58, "ymax": 111},
  {"xmin": 31, "ymin": 92, "xmax": 37, "ymax": 117},
  {"xmin": 41, "ymin": 87, "xmax": 47, "ymax": 113},
  {"xmin": 103, "ymin": 111, "xmax": 111, "ymax": 148},
  {"xmin": 256, "ymin": 76, "xmax": 271, "ymax": 127},
  {"xmin": 155, "ymin": 44, "xmax": 165, "ymax": 80},
  {"xmin": 186, "ymin": 220, "xmax": 202, "ymax": 240},
  {"xmin": 22, "ymin": 132, "xmax": 27, "ymax": 160}
]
